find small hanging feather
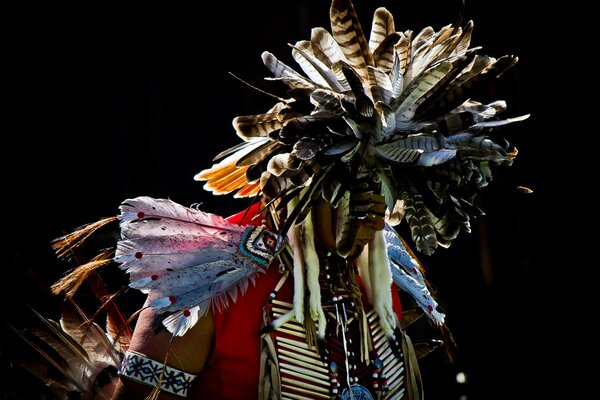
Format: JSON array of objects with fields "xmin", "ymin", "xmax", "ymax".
[
  {"xmin": 404, "ymin": 194, "xmax": 438, "ymax": 256},
  {"xmin": 515, "ymin": 185, "xmax": 533, "ymax": 194}
]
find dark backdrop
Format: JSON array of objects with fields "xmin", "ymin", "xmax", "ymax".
[{"xmin": 3, "ymin": 1, "xmax": 561, "ymax": 398}]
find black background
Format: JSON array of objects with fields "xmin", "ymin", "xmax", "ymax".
[{"xmin": 2, "ymin": 1, "xmax": 565, "ymax": 398}]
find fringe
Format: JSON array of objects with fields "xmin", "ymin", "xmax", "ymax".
[
  {"xmin": 51, "ymin": 216, "xmax": 117, "ymax": 260},
  {"xmin": 400, "ymin": 327, "xmax": 424, "ymax": 400},
  {"xmin": 51, "ymin": 248, "xmax": 113, "ymax": 298}
]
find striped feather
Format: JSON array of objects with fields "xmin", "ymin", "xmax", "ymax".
[
  {"xmin": 390, "ymin": 52, "xmax": 404, "ymax": 99},
  {"xmin": 236, "ymin": 141, "xmax": 279, "ymax": 167},
  {"xmin": 375, "ymin": 143, "xmax": 422, "ymax": 164},
  {"xmin": 416, "ymin": 149, "xmax": 457, "ymax": 167},
  {"xmin": 291, "ymin": 42, "xmax": 345, "ymax": 91},
  {"xmin": 394, "ymin": 31, "xmax": 412, "ymax": 77},
  {"xmin": 373, "ymin": 32, "xmax": 400, "ymax": 72},
  {"xmin": 330, "ymin": 0, "xmax": 374, "ymax": 83},
  {"xmin": 368, "ymin": 66, "xmax": 393, "ymax": 104},
  {"xmin": 451, "ymin": 20, "xmax": 474, "ymax": 57},
  {"xmin": 404, "ymin": 27, "xmax": 437, "ymax": 84},
  {"xmin": 369, "ymin": 7, "xmax": 395, "ymax": 52},
  {"xmin": 414, "ymin": 53, "xmax": 475, "ymax": 119},
  {"xmin": 267, "ymin": 153, "xmax": 301, "ymax": 176},
  {"xmin": 416, "ymin": 54, "xmax": 492, "ymax": 117},
  {"xmin": 395, "ymin": 61, "xmax": 453, "ymax": 121},
  {"xmin": 309, "ymin": 89, "xmax": 344, "ymax": 113},
  {"xmin": 310, "ymin": 27, "xmax": 347, "ymax": 67},
  {"xmin": 261, "ymin": 51, "xmax": 316, "ymax": 90},
  {"xmin": 233, "ymin": 113, "xmax": 283, "ymax": 141},
  {"xmin": 404, "ymin": 194, "xmax": 438, "ymax": 256}
]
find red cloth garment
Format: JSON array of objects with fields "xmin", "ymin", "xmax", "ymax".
[{"xmin": 194, "ymin": 203, "xmax": 280, "ymax": 399}]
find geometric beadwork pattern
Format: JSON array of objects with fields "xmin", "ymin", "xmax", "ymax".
[
  {"xmin": 119, "ymin": 350, "xmax": 197, "ymax": 397},
  {"xmin": 239, "ymin": 226, "xmax": 280, "ymax": 265}
]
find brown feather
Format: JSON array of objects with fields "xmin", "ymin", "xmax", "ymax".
[
  {"xmin": 330, "ymin": 0, "xmax": 374, "ymax": 83},
  {"xmin": 369, "ymin": 7, "xmax": 395, "ymax": 52},
  {"xmin": 233, "ymin": 113, "xmax": 283, "ymax": 141}
]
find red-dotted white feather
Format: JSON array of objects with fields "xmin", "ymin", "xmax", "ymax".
[{"xmin": 115, "ymin": 196, "xmax": 282, "ymax": 336}]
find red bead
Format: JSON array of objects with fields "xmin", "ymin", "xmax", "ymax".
[
  {"xmin": 427, "ymin": 305, "xmax": 433, "ymax": 312},
  {"xmin": 183, "ymin": 309, "xmax": 191, "ymax": 317},
  {"xmin": 137, "ymin": 211, "xmax": 145, "ymax": 219},
  {"xmin": 151, "ymin": 274, "xmax": 159, "ymax": 280},
  {"xmin": 135, "ymin": 252, "xmax": 143, "ymax": 259},
  {"xmin": 169, "ymin": 296, "xmax": 177, "ymax": 303},
  {"xmin": 412, "ymin": 268, "xmax": 418, "ymax": 274}
]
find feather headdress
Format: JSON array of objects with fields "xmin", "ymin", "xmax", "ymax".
[{"xmin": 197, "ymin": 0, "xmax": 528, "ymax": 256}]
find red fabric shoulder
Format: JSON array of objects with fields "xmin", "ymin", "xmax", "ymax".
[{"xmin": 225, "ymin": 202, "xmax": 264, "ymax": 226}]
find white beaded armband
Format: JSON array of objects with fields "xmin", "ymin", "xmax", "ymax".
[{"xmin": 118, "ymin": 350, "xmax": 197, "ymax": 397}]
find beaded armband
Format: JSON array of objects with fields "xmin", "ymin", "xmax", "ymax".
[{"xmin": 118, "ymin": 350, "xmax": 197, "ymax": 397}]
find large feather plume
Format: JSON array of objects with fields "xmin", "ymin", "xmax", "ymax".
[
  {"xmin": 116, "ymin": 196, "xmax": 283, "ymax": 336},
  {"xmin": 196, "ymin": 0, "xmax": 528, "ymax": 256}
]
